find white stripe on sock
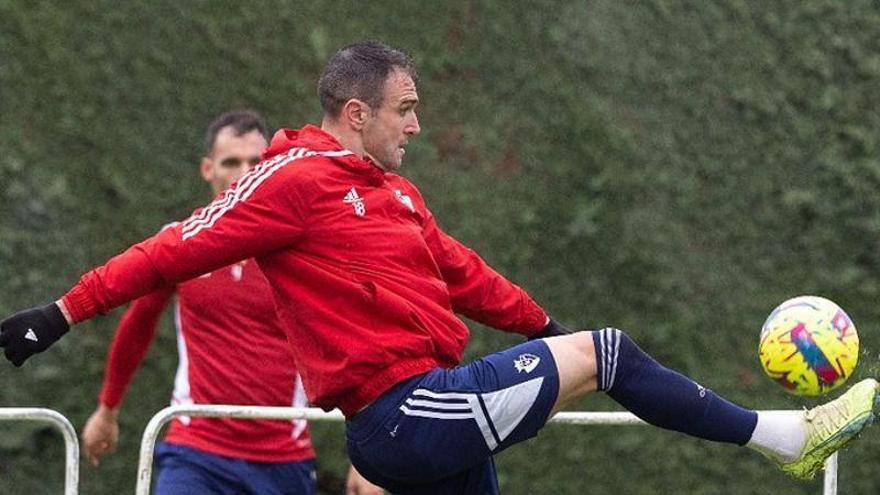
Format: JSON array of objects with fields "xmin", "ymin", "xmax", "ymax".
[
  {"xmin": 598, "ymin": 329, "xmax": 607, "ymax": 390},
  {"xmin": 608, "ymin": 329, "xmax": 621, "ymax": 390}
]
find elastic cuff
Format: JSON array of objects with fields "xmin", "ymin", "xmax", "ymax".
[{"xmin": 61, "ymin": 284, "xmax": 99, "ymax": 324}]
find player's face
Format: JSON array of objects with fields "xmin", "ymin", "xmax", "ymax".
[
  {"xmin": 362, "ymin": 68, "xmax": 420, "ymax": 172},
  {"xmin": 201, "ymin": 128, "xmax": 268, "ymax": 195}
]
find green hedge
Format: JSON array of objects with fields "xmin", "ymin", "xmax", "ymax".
[{"xmin": 2, "ymin": 1, "xmax": 879, "ymax": 493}]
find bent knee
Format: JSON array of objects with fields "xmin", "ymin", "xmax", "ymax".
[
  {"xmin": 544, "ymin": 327, "xmax": 629, "ymax": 365},
  {"xmin": 543, "ymin": 330, "xmax": 599, "ymax": 410}
]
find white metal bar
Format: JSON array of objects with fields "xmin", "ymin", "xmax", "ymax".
[
  {"xmin": 135, "ymin": 406, "xmax": 837, "ymax": 495},
  {"xmin": 0, "ymin": 408, "xmax": 79, "ymax": 495},
  {"xmin": 550, "ymin": 410, "xmax": 837, "ymax": 494},
  {"xmin": 823, "ymin": 452, "xmax": 838, "ymax": 495},
  {"xmin": 549, "ymin": 411, "xmax": 647, "ymax": 425},
  {"xmin": 135, "ymin": 405, "xmax": 342, "ymax": 495}
]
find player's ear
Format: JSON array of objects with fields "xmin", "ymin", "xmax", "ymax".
[
  {"xmin": 342, "ymin": 99, "xmax": 371, "ymax": 131},
  {"xmin": 199, "ymin": 156, "xmax": 214, "ymax": 183}
]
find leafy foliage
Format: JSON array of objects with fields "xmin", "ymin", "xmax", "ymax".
[{"xmin": 2, "ymin": 1, "xmax": 880, "ymax": 493}]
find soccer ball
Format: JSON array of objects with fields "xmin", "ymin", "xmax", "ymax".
[{"xmin": 759, "ymin": 296, "xmax": 859, "ymax": 396}]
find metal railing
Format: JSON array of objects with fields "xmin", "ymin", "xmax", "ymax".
[
  {"xmin": 135, "ymin": 405, "xmax": 344, "ymax": 495},
  {"xmin": 0, "ymin": 408, "xmax": 79, "ymax": 495},
  {"xmin": 136, "ymin": 406, "xmax": 839, "ymax": 495},
  {"xmin": 551, "ymin": 411, "xmax": 838, "ymax": 495}
]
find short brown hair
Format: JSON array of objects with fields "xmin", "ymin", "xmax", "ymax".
[
  {"xmin": 203, "ymin": 110, "xmax": 268, "ymax": 155},
  {"xmin": 318, "ymin": 41, "xmax": 417, "ymax": 118}
]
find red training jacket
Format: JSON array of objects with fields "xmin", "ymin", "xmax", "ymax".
[
  {"xmin": 99, "ymin": 259, "xmax": 314, "ymax": 462},
  {"xmin": 63, "ymin": 125, "xmax": 548, "ymax": 417}
]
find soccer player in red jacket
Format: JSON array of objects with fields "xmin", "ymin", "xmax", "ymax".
[
  {"xmin": 78, "ymin": 111, "xmax": 382, "ymax": 495},
  {"xmin": 2, "ymin": 42, "xmax": 877, "ymax": 494}
]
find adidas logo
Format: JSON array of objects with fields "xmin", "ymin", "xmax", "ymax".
[
  {"xmin": 24, "ymin": 328, "xmax": 38, "ymax": 342},
  {"xmin": 343, "ymin": 187, "xmax": 360, "ymax": 203},
  {"xmin": 343, "ymin": 187, "xmax": 366, "ymax": 217}
]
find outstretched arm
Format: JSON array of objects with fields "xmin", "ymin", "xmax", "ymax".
[
  {"xmin": 1, "ymin": 151, "xmax": 309, "ymax": 366},
  {"xmin": 419, "ymin": 204, "xmax": 549, "ymax": 336},
  {"xmin": 81, "ymin": 287, "xmax": 173, "ymax": 466}
]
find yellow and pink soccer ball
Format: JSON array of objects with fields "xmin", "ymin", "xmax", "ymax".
[{"xmin": 759, "ymin": 296, "xmax": 859, "ymax": 396}]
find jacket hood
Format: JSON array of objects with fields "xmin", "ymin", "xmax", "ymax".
[
  {"xmin": 262, "ymin": 125, "xmax": 345, "ymax": 160},
  {"xmin": 262, "ymin": 124, "xmax": 388, "ymax": 185}
]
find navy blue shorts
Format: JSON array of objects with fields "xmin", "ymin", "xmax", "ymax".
[
  {"xmin": 346, "ymin": 339, "xmax": 560, "ymax": 494},
  {"xmin": 154, "ymin": 442, "xmax": 317, "ymax": 495}
]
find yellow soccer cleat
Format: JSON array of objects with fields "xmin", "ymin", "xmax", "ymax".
[{"xmin": 781, "ymin": 378, "xmax": 879, "ymax": 480}]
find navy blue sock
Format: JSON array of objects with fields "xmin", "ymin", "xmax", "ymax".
[{"xmin": 592, "ymin": 328, "xmax": 758, "ymax": 445}]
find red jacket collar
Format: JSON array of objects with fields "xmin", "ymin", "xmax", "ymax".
[
  {"xmin": 262, "ymin": 125, "xmax": 343, "ymax": 159},
  {"xmin": 262, "ymin": 125, "xmax": 387, "ymax": 185}
]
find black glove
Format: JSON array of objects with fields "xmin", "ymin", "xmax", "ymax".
[
  {"xmin": 0, "ymin": 303, "xmax": 70, "ymax": 367},
  {"xmin": 529, "ymin": 317, "xmax": 575, "ymax": 340}
]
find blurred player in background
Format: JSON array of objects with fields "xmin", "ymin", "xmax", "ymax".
[
  {"xmin": 3, "ymin": 44, "xmax": 877, "ymax": 494},
  {"xmin": 79, "ymin": 111, "xmax": 382, "ymax": 495}
]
